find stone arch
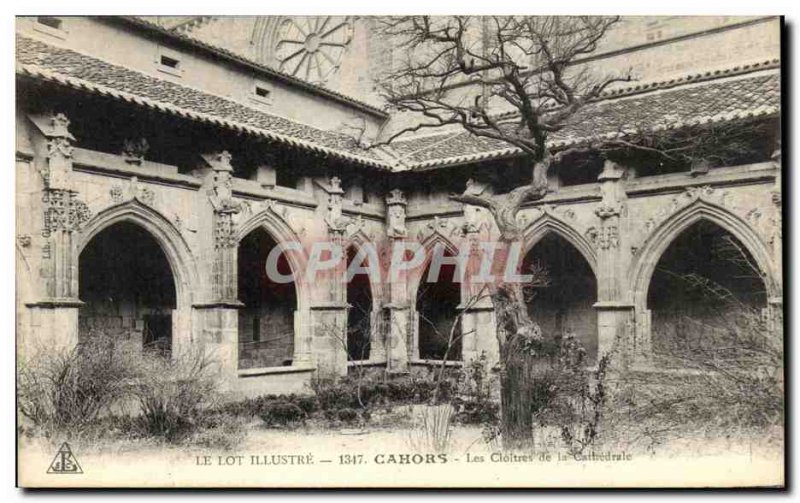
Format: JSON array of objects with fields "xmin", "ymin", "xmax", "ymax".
[
  {"xmin": 521, "ymin": 217, "xmax": 599, "ymax": 361},
  {"xmin": 411, "ymin": 232, "xmax": 465, "ymax": 361},
  {"xmin": 344, "ymin": 238, "xmax": 377, "ymax": 361},
  {"xmin": 236, "ymin": 208, "xmax": 310, "ymax": 311},
  {"xmin": 76, "ymin": 200, "xmax": 198, "ymax": 354},
  {"xmin": 408, "ymin": 232, "xmax": 466, "ymax": 304},
  {"xmin": 521, "ymin": 213, "xmax": 598, "ymax": 277},
  {"xmin": 236, "ymin": 208, "xmax": 312, "ymax": 369},
  {"xmin": 346, "ymin": 230, "xmax": 383, "ymax": 305},
  {"xmin": 77, "ymin": 200, "xmax": 198, "ymax": 309},
  {"xmin": 630, "ymin": 199, "xmax": 778, "ymax": 306},
  {"xmin": 629, "ymin": 200, "xmax": 777, "ymax": 364}
]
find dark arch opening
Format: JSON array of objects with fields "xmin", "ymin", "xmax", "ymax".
[
  {"xmin": 238, "ymin": 227, "xmax": 298, "ymax": 369},
  {"xmin": 647, "ymin": 220, "xmax": 768, "ymax": 357},
  {"xmin": 416, "ymin": 248, "xmax": 462, "ymax": 361},
  {"xmin": 78, "ymin": 221, "xmax": 177, "ymax": 354},
  {"xmin": 346, "ymin": 246, "xmax": 373, "ymax": 361},
  {"xmin": 522, "ymin": 233, "xmax": 598, "ymax": 362}
]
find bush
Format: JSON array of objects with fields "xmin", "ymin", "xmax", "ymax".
[
  {"xmin": 292, "ymin": 395, "xmax": 319, "ymax": 415},
  {"xmin": 453, "ymin": 352, "xmax": 499, "ymax": 425},
  {"xmin": 335, "ymin": 408, "xmax": 359, "ymax": 424},
  {"xmin": 128, "ymin": 346, "xmax": 220, "ymax": 442},
  {"xmin": 607, "ymin": 306, "xmax": 784, "ymax": 448},
  {"xmin": 17, "ymin": 333, "xmax": 137, "ymax": 435},
  {"xmin": 259, "ymin": 401, "xmax": 306, "ymax": 427},
  {"xmin": 311, "ymin": 374, "xmax": 457, "ymax": 414}
]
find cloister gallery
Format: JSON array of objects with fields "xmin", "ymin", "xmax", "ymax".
[{"xmin": 16, "ymin": 16, "xmax": 782, "ymax": 395}]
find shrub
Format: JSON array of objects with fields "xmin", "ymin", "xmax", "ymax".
[
  {"xmin": 335, "ymin": 408, "xmax": 360, "ymax": 424},
  {"xmin": 17, "ymin": 333, "xmax": 137, "ymax": 435},
  {"xmin": 259, "ymin": 401, "xmax": 306, "ymax": 427},
  {"xmin": 292, "ymin": 395, "xmax": 319, "ymax": 415},
  {"xmin": 311, "ymin": 378, "xmax": 362, "ymax": 410},
  {"xmin": 128, "ymin": 346, "xmax": 220, "ymax": 442},
  {"xmin": 453, "ymin": 352, "xmax": 500, "ymax": 425},
  {"xmin": 606, "ymin": 306, "xmax": 784, "ymax": 448},
  {"xmin": 311, "ymin": 374, "xmax": 457, "ymax": 415},
  {"xmin": 514, "ymin": 333, "xmax": 609, "ymax": 455}
]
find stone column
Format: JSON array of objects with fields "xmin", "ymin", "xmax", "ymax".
[
  {"xmin": 767, "ymin": 145, "xmax": 783, "ymax": 330},
  {"xmin": 23, "ymin": 113, "xmax": 90, "ymax": 356},
  {"xmin": 383, "ymin": 189, "xmax": 411, "ymax": 373},
  {"xmin": 193, "ymin": 151, "xmax": 242, "ymax": 384},
  {"xmin": 311, "ymin": 176, "xmax": 349, "ymax": 377},
  {"xmin": 460, "ymin": 227, "xmax": 499, "ymax": 366},
  {"xmin": 591, "ymin": 160, "xmax": 636, "ymax": 368}
]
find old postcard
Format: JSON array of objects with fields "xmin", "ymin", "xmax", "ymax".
[{"xmin": 15, "ymin": 14, "xmax": 784, "ymax": 488}]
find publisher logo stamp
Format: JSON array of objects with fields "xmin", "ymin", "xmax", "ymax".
[{"xmin": 47, "ymin": 443, "xmax": 83, "ymax": 474}]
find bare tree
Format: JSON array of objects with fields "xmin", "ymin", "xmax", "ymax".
[
  {"xmin": 372, "ymin": 15, "xmax": 632, "ymax": 449},
  {"xmin": 373, "ymin": 15, "xmax": 774, "ymax": 450}
]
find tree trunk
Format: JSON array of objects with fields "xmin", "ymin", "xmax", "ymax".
[
  {"xmin": 492, "ymin": 275, "xmax": 543, "ymax": 450},
  {"xmin": 499, "ymin": 351, "xmax": 537, "ymax": 450},
  {"xmin": 452, "ymin": 155, "xmax": 552, "ymax": 450}
]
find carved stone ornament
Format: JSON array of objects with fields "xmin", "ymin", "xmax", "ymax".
[
  {"xmin": 110, "ymin": 184, "xmax": 124, "ymax": 204},
  {"xmin": 200, "ymin": 151, "xmax": 242, "ymax": 249},
  {"xmin": 585, "ymin": 225, "xmax": 619, "ymax": 250},
  {"xmin": 385, "ymin": 189, "xmax": 407, "ymax": 238},
  {"xmin": 323, "ymin": 176, "xmax": 351, "ymax": 233},
  {"xmin": 417, "ymin": 216, "xmax": 463, "ymax": 242},
  {"xmin": 347, "ymin": 215, "xmax": 368, "ymax": 237},
  {"xmin": 121, "ymin": 138, "xmax": 150, "ymax": 165},
  {"xmin": 47, "ymin": 137, "xmax": 74, "ymax": 160},
  {"xmin": 274, "ymin": 16, "xmax": 354, "ymax": 85},
  {"xmin": 644, "ymin": 185, "xmax": 728, "ymax": 233},
  {"xmin": 214, "ymin": 212, "xmax": 238, "ymax": 249},
  {"xmin": 594, "ymin": 202, "xmax": 624, "ymax": 220},
  {"xmin": 42, "ymin": 189, "xmax": 92, "ymax": 237},
  {"xmin": 264, "ymin": 198, "xmax": 289, "ymax": 220},
  {"xmin": 208, "ymin": 171, "xmax": 241, "ymax": 214},
  {"xmin": 109, "ymin": 176, "xmax": 157, "ymax": 207}
]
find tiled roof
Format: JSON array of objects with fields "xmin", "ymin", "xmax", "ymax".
[
  {"xmin": 16, "ymin": 35, "xmax": 391, "ymax": 169},
  {"xmin": 392, "ymin": 66, "xmax": 781, "ymax": 170},
  {"xmin": 17, "ymin": 34, "xmax": 780, "ymax": 172}
]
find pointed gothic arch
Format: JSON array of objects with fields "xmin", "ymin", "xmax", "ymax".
[
  {"xmin": 237, "ymin": 207, "xmax": 310, "ymax": 310},
  {"xmin": 345, "ymin": 243, "xmax": 375, "ymax": 361},
  {"xmin": 521, "ymin": 212, "xmax": 598, "ymax": 276},
  {"xmin": 411, "ymin": 232, "xmax": 465, "ymax": 361},
  {"xmin": 630, "ymin": 199, "xmax": 778, "ymax": 306},
  {"xmin": 630, "ymin": 199, "xmax": 777, "ymax": 363},
  {"xmin": 77, "ymin": 199, "xmax": 198, "ymax": 309},
  {"xmin": 521, "ymin": 223, "xmax": 599, "ymax": 362},
  {"xmin": 76, "ymin": 200, "xmax": 198, "ymax": 354}
]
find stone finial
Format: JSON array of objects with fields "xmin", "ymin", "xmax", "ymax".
[
  {"xmin": 386, "ymin": 188, "xmax": 407, "ymax": 206},
  {"xmin": 386, "ymin": 189, "xmax": 407, "ymax": 238},
  {"xmin": 121, "ymin": 138, "xmax": 150, "ymax": 165},
  {"xmin": 50, "ymin": 113, "xmax": 72, "ymax": 138},
  {"xmin": 597, "ymin": 159, "xmax": 625, "ymax": 181},
  {"xmin": 690, "ymin": 159, "xmax": 710, "ymax": 176},
  {"xmin": 328, "ymin": 176, "xmax": 344, "ymax": 194},
  {"xmin": 28, "ymin": 112, "xmax": 75, "ymax": 140},
  {"xmin": 201, "ymin": 150, "xmax": 234, "ymax": 172}
]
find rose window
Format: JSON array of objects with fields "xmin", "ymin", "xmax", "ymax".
[{"xmin": 274, "ymin": 17, "xmax": 353, "ymax": 84}]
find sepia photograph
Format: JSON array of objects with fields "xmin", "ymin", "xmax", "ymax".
[{"xmin": 13, "ymin": 11, "xmax": 785, "ymax": 489}]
